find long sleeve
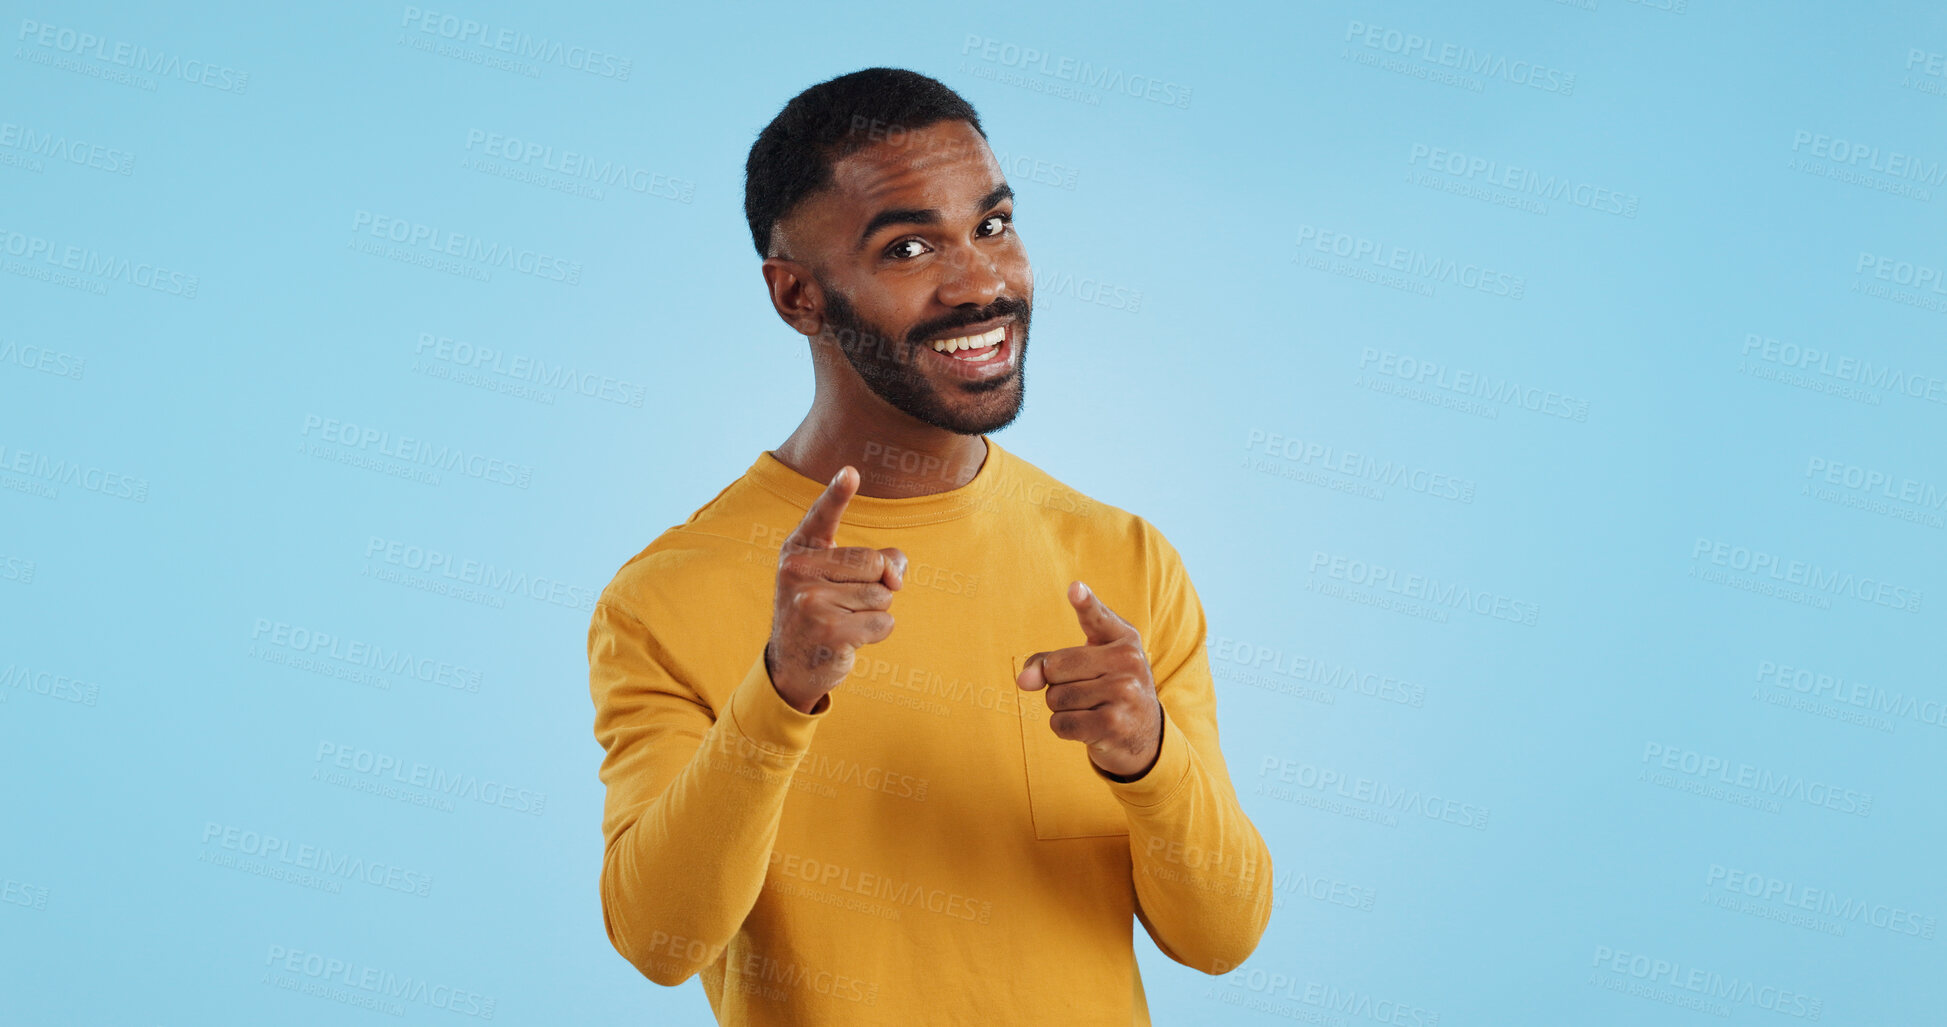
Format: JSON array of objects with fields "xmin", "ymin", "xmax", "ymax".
[
  {"xmin": 587, "ymin": 597, "xmax": 829, "ymax": 986},
  {"xmin": 1095, "ymin": 524, "xmax": 1274, "ymax": 974}
]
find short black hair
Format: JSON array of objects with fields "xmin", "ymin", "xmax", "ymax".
[{"xmin": 744, "ymin": 67, "xmax": 985, "ymax": 260}]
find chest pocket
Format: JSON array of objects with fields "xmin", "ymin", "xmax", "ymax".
[{"xmin": 1012, "ymin": 653, "xmax": 1131, "ymax": 840}]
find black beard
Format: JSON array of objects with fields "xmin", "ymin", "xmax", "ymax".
[{"xmin": 815, "ymin": 281, "xmax": 1030, "ymax": 435}]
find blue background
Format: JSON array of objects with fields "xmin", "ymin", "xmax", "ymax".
[{"xmin": 4, "ymin": 1, "xmax": 1943, "ymax": 1023}]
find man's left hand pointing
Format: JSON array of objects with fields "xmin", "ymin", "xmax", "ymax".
[{"xmin": 1016, "ymin": 581, "xmax": 1163, "ymax": 780}]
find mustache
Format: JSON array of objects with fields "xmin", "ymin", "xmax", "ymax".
[{"xmin": 907, "ymin": 297, "xmax": 1030, "ymax": 347}]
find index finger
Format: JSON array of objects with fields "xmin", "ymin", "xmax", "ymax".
[{"xmin": 785, "ymin": 465, "xmax": 858, "ymax": 552}]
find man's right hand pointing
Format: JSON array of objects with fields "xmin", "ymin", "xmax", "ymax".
[{"xmin": 764, "ymin": 465, "xmax": 907, "ymax": 714}]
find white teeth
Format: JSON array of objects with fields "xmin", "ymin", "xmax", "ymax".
[{"xmin": 929, "ymin": 326, "xmax": 1006, "ymax": 353}]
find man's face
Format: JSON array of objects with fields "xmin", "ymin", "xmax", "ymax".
[{"xmin": 782, "ymin": 119, "xmax": 1032, "ymax": 435}]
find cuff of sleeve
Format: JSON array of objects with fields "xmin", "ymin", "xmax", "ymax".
[
  {"xmin": 1095, "ymin": 706, "xmax": 1192, "ymax": 810},
  {"xmin": 725, "ymin": 651, "xmax": 828, "ymax": 756}
]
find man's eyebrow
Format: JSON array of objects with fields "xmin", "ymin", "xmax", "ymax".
[
  {"xmin": 857, "ymin": 207, "xmax": 938, "ymax": 250},
  {"xmin": 856, "ymin": 183, "xmax": 1017, "ymax": 252}
]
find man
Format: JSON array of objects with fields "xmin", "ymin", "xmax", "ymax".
[{"xmin": 588, "ymin": 67, "xmax": 1271, "ymax": 1025}]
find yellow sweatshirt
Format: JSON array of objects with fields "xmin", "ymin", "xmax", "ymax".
[{"xmin": 587, "ymin": 435, "xmax": 1272, "ymax": 1026}]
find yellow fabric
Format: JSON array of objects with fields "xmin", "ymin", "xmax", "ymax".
[{"xmin": 588, "ymin": 435, "xmax": 1272, "ymax": 1026}]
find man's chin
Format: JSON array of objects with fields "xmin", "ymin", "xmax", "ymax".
[
  {"xmin": 943, "ymin": 393, "xmax": 1025, "ymax": 435},
  {"xmin": 848, "ymin": 338, "xmax": 1024, "ymax": 433},
  {"xmin": 947, "ymin": 367, "xmax": 1024, "ymax": 424}
]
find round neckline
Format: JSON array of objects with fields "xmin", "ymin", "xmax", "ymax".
[{"xmin": 747, "ymin": 436, "xmax": 1006, "ymax": 528}]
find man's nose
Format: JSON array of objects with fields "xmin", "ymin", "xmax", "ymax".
[{"xmin": 935, "ymin": 245, "xmax": 1005, "ymax": 308}]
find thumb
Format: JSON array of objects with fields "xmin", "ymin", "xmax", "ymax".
[{"xmin": 1068, "ymin": 580, "xmax": 1133, "ymax": 646}]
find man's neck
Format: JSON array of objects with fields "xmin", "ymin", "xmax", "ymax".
[{"xmin": 772, "ymin": 413, "xmax": 988, "ymax": 499}]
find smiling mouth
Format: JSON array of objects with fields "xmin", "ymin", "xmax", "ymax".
[
  {"xmin": 916, "ymin": 320, "xmax": 1018, "ymax": 380},
  {"xmin": 925, "ymin": 324, "xmax": 1005, "ymax": 362}
]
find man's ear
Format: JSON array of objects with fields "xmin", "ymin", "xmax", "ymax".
[{"xmin": 761, "ymin": 256, "xmax": 824, "ymax": 337}]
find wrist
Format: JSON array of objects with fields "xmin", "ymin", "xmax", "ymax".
[
  {"xmin": 1093, "ymin": 707, "xmax": 1164, "ymax": 781},
  {"xmin": 784, "ymin": 690, "xmax": 823, "ymax": 715},
  {"xmin": 1094, "ymin": 749, "xmax": 1159, "ymax": 782},
  {"xmin": 762, "ymin": 644, "xmax": 823, "ymax": 715}
]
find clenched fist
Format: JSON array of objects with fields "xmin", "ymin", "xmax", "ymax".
[
  {"xmin": 1016, "ymin": 581, "xmax": 1164, "ymax": 780},
  {"xmin": 764, "ymin": 465, "xmax": 907, "ymax": 714}
]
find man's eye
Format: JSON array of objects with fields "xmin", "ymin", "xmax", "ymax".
[
  {"xmin": 886, "ymin": 238, "xmax": 930, "ymax": 260},
  {"xmin": 979, "ymin": 214, "xmax": 1011, "ymax": 236}
]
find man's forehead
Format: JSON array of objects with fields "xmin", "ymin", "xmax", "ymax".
[
  {"xmin": 832, "ymin": 122, "xmax": 997, "ymax": 197},
  {"xmin": 800, "ymin": 124, "xmax": 1005, "ymax": 232}
]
